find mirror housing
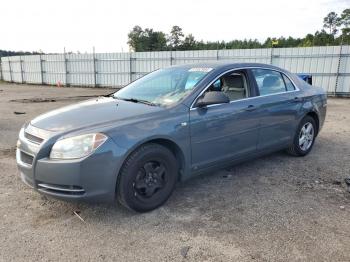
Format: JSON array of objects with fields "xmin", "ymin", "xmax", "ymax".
[{"xmin": 195, "ymin": 91, "xmax": 230, "ymax": 107}]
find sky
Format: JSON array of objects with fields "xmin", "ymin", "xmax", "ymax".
[{"xmin": 1, "ymin": 0, "xmax": 349, "ymax": 53}]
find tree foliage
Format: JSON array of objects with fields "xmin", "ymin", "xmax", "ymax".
[
  {"xmin": 0, "ymin": 50, "xmax": 40, "ymax": 57},
  {"xmin": 339, "ymin": 8, "xmax": 350, "ymax": 43},
  {"xmin": 323, "ymin": 11, "xmax": 340, "ymax": 35},
  {"xmin": 168, "ymin": 26, "xmax": 184, "ymax": 50},
  {"xmin": 127, "ymin": 26, "xmax": 167, "ymax": 52},
  {"xmin": 127, "ymin": 8, "xmax": 350, "ymax": 52}
]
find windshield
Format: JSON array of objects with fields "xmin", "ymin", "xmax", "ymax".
[{"xmin": 113, "ymin": 67, "xmax": 212, "ymax": 106}]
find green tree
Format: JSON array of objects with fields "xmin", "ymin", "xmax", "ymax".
[
  {"xmin": 0, "ymin": 50, "xmax": 41, "ymax": 57},
  {"xmin": 127, "ymin": 26, "xmax": 167, "ymax": 51},
  {"xmin": 339, "ymin": 9, "xmax": 350, "ymax": 36},
  {"xmin": 263, "ymin": 37, "xmax": 273, "ymax": 48},
  {"xmin": 127, "ymin": 9, "xmax": 350, "ymax": 52},
  {"xmin": 323, "ymin": 12, "xmax": 340, "ymax": 35},
  {"xmin": 168, "ymin": 26, "xmax": 184, "ymax": 50},
  {"xmin": 146, "ymin": 29, "xmax": 167, "ymax": 51},
  {"xmin": 313, "ymin": 30, "xmax": 336, "ymax": 46},
  {"xmin": 127, "ymin": 26, "xmax": 145, "ymax": 51},
  {"xmin": 301, "ymin": 34, "xmax": 314, "ymax": 47},
  {"xmin": 180, "ymin": 34, "xmax": 197, "ymax": 50}
]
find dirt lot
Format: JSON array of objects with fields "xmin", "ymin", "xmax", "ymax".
[{"xmin": 0, "ymin": 82, "xmax": 350, "ymax": 262}]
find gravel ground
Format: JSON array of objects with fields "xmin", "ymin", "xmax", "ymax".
[{"xmin": 0, "ymin": 82, "xmax": 350, "ymax": 262}]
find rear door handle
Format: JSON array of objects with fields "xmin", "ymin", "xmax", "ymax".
[
  {"xmin": 293, "ymin": 97, "xmax": 303, "ymax": 102},
  {"xmin": 245, "ymin": 105, "xmax": 257, "ymax": 112}
]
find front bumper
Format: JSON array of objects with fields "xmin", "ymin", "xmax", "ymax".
[{"xmin": 16, "ymin": 126, "xmax": 127, "ymax": 203}]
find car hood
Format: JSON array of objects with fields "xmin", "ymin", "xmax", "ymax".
[{"xmin": 30, "ymin": 97, "xmax": 163, "ymax": 132}]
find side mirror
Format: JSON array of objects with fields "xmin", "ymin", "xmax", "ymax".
[{"xmin": 195, "ymin": 91, "xmax": 230, "ymax": 107}]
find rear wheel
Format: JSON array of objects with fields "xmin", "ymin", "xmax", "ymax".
[
  {"xmin": 287, "ymin": 116, "xmax": 316, "ymax": 156},
  {"xmin": 117, "ymin": 143, "xmax": 178, "ymax": 212}
]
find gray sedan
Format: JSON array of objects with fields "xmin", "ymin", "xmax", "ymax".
[{"xmin": 16, "ymin": 63, "xmax": 327, "ymax": 212}]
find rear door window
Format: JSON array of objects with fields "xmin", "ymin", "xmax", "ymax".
[{"xmin": 251, "ymin": 69, "xmax": 291, "ymax": 96}]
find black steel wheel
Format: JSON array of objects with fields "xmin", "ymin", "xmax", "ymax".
[
  {"xmin": 134, "ymin": 161, "xmax": 167, "ymax": 198},
  {"xmin": 117, "ymin": 143, "xmax": 178, "ymax": 212}
]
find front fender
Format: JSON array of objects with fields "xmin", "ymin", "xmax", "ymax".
[{"xmin": 105, "ymin": 105, "xmax": 192, "ymax": 180}]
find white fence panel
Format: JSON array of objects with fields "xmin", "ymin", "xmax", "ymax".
[
  {"xmin": 67, "ymin": 54, "xmax": 94, "ymax": 86},
  {"xmin": 1, "ymin": 57, "xmax": 11, "ymax": 81},
  {"xmin": 23, "ymin": 55, "xmax": 42, "ymax": 83},
  {"xmin": 9, "ymin": 56, "xmax": 22, "ymax": 82},
  {"xmin": 96, "ymin": 52, "xmax": 130, "ymax": 87},
  {"xmin": 42, "ymin": 54, "xmax": 65, "ymax": 85},
  {"xmin": 1, "ymin": 46, "xmax": 349, "ymax": 95}
]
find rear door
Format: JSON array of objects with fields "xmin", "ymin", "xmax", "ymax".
[
  {"xmin": 189, "ymin": 69, "xmax": 260, "ymax": 170},
  {"xmin": 249, "ymin": 68, "xmax": 302, "ymax": 150}
]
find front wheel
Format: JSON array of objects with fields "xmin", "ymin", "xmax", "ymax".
[
  {"xmin": 287, "ymin": 116, "xmax": 316, "ymax": 156},
  {"xmin": 117, "ymin": 143, "xmax": 178, "ymax": 212}
]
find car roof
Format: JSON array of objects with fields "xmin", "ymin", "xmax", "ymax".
[{"xmin": 169, "ymin": 62, "xmax": 285, "ymax": 72}]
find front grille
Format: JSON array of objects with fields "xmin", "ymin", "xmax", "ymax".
[
  {"xmin": 37, "ymin": 183, "xmax": 85, "ymax": 195},
  {"xmin": 20, "ymin": 151, "xmax": 34, "ymax": 165},
  {"xmin": 24, "ymin": 132, "xmax": 44, "ymax": 144}
]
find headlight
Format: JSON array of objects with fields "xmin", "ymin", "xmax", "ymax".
[{"xmin": 50, "ymin": 133, "xmax": 108, "ymax": 159}]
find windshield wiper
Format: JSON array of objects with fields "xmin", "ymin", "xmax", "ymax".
[{"xmin": 114, "ymin": 97, "xmax": 158, "ymax": 106}]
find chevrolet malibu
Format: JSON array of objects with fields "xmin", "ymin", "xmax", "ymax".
[{"xmin": 16, "ymin": 63, "xmax": 327, "ymax": 212}]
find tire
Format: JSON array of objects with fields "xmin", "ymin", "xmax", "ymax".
[
  {"xmin": 117, "ymin": 143, "xmax": 178, "ymax": 212},
  {"xmin": 286, "ymin": 116, "xmax": 317, "ymax": 156}
]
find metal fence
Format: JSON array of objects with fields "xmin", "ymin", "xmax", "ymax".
[{"xmin": 1, "ymin": 45, "xmax": 350, "ymax": 95}]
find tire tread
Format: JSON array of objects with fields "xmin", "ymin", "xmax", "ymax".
[
  {"xmin": 286, "ymin": 115, "xmax": 316, "ymax": 157},
  {"xmin": 117, "ymin": 143, "xmax": 177, "ymax": 212}
]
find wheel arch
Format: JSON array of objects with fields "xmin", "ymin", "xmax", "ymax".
[
  {"xmin": 118, "ymin": 136, "xmax": 187, "ymax": 182},
  {"xmin": 305, "ymin": 111, "xmax": 320, "ymax": 136},
  {"xmin": 146, "ymin": 138, "xmax": 186, "ymax": 180}
]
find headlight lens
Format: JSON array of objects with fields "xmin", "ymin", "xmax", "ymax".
[{"xmin": 50, "ymin": 133, "xmax": 107, "ymax": 159}]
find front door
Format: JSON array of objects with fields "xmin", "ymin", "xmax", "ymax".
[{"xmin": 189, "ymin": 70, "xmax": 260, "ymax": 170}]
